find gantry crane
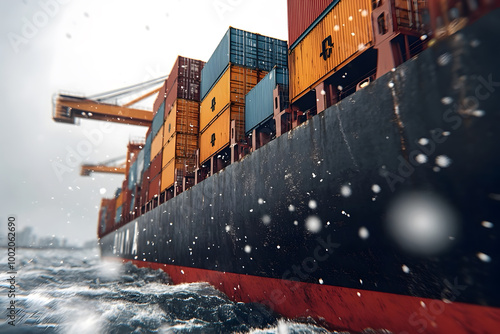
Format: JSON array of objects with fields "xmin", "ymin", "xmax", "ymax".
[
  {"xmin": 52, "ymin": 76, "xmax": 167, "ymax": 126},
  {"xmin": 80, "ymin": 156, "xmax": 126, "ymax": 176},
  {"xmin": 80, "ymin": 140, "xmax": 144, "ymax": 177}
]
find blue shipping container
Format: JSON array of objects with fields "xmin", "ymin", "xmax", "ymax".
[
  {"xmin": 128, "ymin": 160, "xmax": 137, "ymax": 190},
  {"xmin": 144, "ymin": 132, "xmax": 152, "ymax": 170},
  {"xmin": 200, "ymin": 27, "xmax": 287, "ymax": 100},
  {"xmin": 115, "ymin": 205, "xmax": 122, "ymax": 224},
  {"xmin": 245, "ymin": 67, "xmax": 289, "ymax": 134},
  {"xmin": 136, "ymin": 150, "xmax": 145, "ymax": 183},
  {"xmin": 152, "ymin": 102, "xmax": 165, "ymax": 137}
]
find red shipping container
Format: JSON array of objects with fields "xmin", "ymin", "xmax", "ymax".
[
  {"xmin": 105, "ymin": 197, "xmax": 116, "ymax": 235},
  {"xmin": 164, "ymin": 56, "xmax": 205, "ymax": 116},
  {"xmin": 140, "ymin": 167, "xmax": 149, "ymax": 206},
  {"xmin": 287, "ymin": 0, "xmax": 333, "ymax": 49},
  {"xmin": 153, "ymin": 81, "xmax": 167, "ymax": 115},
  {"xmin": 148, "ymin": 174, "xmax": 161, "ymax": 201},
  {"xmin": 149, "ymin": 150, "xmax": 163, "ymax": 179}
]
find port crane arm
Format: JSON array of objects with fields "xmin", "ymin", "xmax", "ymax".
[{"xmin": 53, "ymin": 76, "xmax": 167, "ymax": 126}]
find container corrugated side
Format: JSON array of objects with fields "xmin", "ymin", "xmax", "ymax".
[
  {"xmin": 160, "ymin": 158, "xmax": 186, "ymax": 191},
  {"xmin": 148, "ymin": 174, "xmax": 161, "ymax": 201},
  {"xmin": 153, "ymin": 80, "xmax": 167, "ymax": 114},
  {"xmin": 151, "ymin": 125, "xmax": 164, "ymax": 162},
  {"xmin": 136, "ymin": 150, "xmax": 145, "ymax": 183},
  {"xmin": 287, "ymin": 0, "xmax": 335, "ymax": 49},
  {"xmin": 199, "ymin": 107, "xmax": 231, "ymax": 164},
  {"xmin": 200, "ymin": 27, "xmax": 287, "ymax": 100},
  {"xmin": 114, "ymin": 205, "xmax": 122, "ymax": 224},
  {"xmin": 163, "ymin": 133, "xmax": 198, "ymax": 168},
  {"xmin": 256, "ymin": 35, "xmax": 288, "ymax": 71},
  {"xmin": 164, "ymin": 56, "xmax": 204, "ymax": 113},
  {"xmin": 152, "ymin": 102, "xmax": 165, "ymax": 137},
  {"xmin": 164, "ymin": 99, "xmax": 200, "ymax": 143},
  {"xmin": 245, "ymin": 67, "xmax": 289, "ymax": 134},
  {"xmin": 127, "ymin": 160, "xmax": 137, "ymax": 190},
  {"xmin": 289, "ymin": 0, "xmax": 373, "ymax": 102},
  {"xmin": 144, "ymin": 133, "xmax": 152, "ymax": 170},
  {"xmin": 200, "ymin": 64, "xmax": 262, "ymax": 132},
  {"xmin": 149, "ymin": 150, "xmax": 163, "ymax": 180}
]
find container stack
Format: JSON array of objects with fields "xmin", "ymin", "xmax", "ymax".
[
  {"xmin": 245, "ymin": 66, "xmax": 289, "ymax": 136},
  {"xmin": 287, "ymin": 0, "xmax": 373, "ymax": 103},
  {"xmin": 138, "ymin": 56, "xmax": 205, "ymax": 206},
  {"xmin": 199, "ymin": 27, "xmax": 287, "ymax": 172},
  {"xmin": 97, "ymin": 198, "xmax": 116, "ymax": 238}
]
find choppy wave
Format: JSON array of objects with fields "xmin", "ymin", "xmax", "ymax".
[{"xmin": 0, "ymin": 248, "xmax": 341, "ymax": 333}]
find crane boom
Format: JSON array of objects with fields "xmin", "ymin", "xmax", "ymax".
[
  {"xmin": 80, "ymin": 165, "xmax": 126, "ymax": 176},
  {"xmin": 53, "ymin": 94, "xmax": 154, "ymax": 126}
]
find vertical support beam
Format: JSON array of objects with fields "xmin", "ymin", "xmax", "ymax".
[
  {"xmin": 372, "ymin": 0, "xmax": 402, "ymax": 79},
  {"xmin": 210, "ymin": 155, "xmax": 215, "ymax": 177},
  {"xmin": 230, "ymin": 120, "xmax": 237, "ymax": 163},
  {"xmin": 315, "ymin": 82, "xmax": 327, "ymax": 113},
  {"xmin": 273, "ymin": 87, "xmax": 284, "ymax": 137},
  {"xmin": 252, "ymin": 129, "xmax": 258, "ymax": 152}
]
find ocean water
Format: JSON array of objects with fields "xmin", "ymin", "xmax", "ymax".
[{"xmin": 0, "ymin": 247, "xmax": 343, "ymax": 334}]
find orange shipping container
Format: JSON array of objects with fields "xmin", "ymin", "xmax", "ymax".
[
  {"xmin": 151, "ymin": 126, "xmax": 164, "ymax": 161},
  {"xmin": 163, "ymin": 99, "xmax": 200, "ymax": 145},
  {"xmin": 288, "ymin": 0, "xmax": 373, "ymax": 102},
  {"xmin": 116, "ymin": 191, "xmax": 123, "ymax": 208},
  {"xmin": 161, "ymin": 158, "xmax": 186, "ymax": 191},
  {"xmin": 199, "ymin": 105, "xmax": 249, "ymax": 164},
  {"xmin": 200, "ymin": 64, "xmax": 265, "ymax": 132},
  {"xmin": 163, "ymin": 133, "xmax": 198, "ymax": 167}
]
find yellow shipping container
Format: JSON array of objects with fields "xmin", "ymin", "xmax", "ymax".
[
  {"xmin": 116, "ymin": 191, "xmax": 123, "ymax": 208},
  {"xmin": 164, "ymin": 99, "xmax": 200, "ymax": 145},
  {"xmin": 162, "ymin": 135, "xmax": 176, "ymax": 167},
  {"xmin": 161, "ymin": 158, "xmax": 188, "ymax": 191},
  {"xmin": 151, "ymin": 125, "xmax": 164, "ymax": 161},
  {"xmin": 289, "ymin": 0, "xmax": 373, "ymax": 102},
  {"xmin": 200, "ymin": 64, "xmax": 264, "ymax": 132},
  {"xmin": 199, "ymin": 107, "xmax": 231, "ymax": 164}
]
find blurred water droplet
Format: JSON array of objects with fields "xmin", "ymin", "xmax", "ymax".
[
  {"xmin": 371, "ymin": 184, "xmax": 381, "ymax": 193},
  {"xmin": 387, "ymin": 192, "xmax": 459, "ymax": 255},
  {"xmin": 481, "ymin": 221, "xmax": 494, "ymax": 228},
  {"xmin": 261, "ymin": 215, "xmax": 271, "ymax": 225},
  {"xmin": 340, "ymin": 185, "xmax": 352, "ymax": 197},
  {"xmin": 359, "ymin": 227, "xmax": 369, "ymax": 239},
  {"xmin": 305, "ymin": 216, "xmax": 322, "ymax": 233},
  {"xmin": 441, "ymin": 97, "xmax": 453, "ymax": 105},
  {"xmin": 435, "ymin": 155, "xmax": 452, "ymax": 168},
  {"xmin": 416, "ymin": 154, "xmax": 428, "ymax": 164},
  {"xmin": 437, "ymin": 53, "xmax": 452, "ymax": 66},
  {"xmin": 402, "ymin": 265, "xmax": 410, "ymax": 273},
  {"xmin": 418, "ymin": 138, "xmax": 429, "ymax": 145},
  {"xmin": 477, "ymin": 252, "xmax": 491, "ymax": 262}
]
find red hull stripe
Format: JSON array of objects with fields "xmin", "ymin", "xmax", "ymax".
[{"xmin": 105, "ymin": 257, "xmax": 500, "ymax": 333}]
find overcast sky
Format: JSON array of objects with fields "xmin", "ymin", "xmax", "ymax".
[{"xmin": 0, "ymin": 0, "xmax": 288, "ymax": 246}]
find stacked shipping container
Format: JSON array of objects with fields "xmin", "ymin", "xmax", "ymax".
[
  {"xmin": 245, "ymin": 66, "xmax": 289, "ymax": 135},
  {"xmin": 98, "ymin": 29, "xmax": 285, "ymax": 237},
  {"xmin": 199, "ymin": 27, "xmax": 287, "ymax": 165},
  {"xmin": 288, "ymin": 0, "xmax": 373, "ymax": 102},
  {"xmin": 199, "ymin": 65, "xmax": 267, "ymax": 164}
]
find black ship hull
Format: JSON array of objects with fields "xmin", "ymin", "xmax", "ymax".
[{"xmin": 101, "ymin": 10, "xmax": 500, "ymax": 333}]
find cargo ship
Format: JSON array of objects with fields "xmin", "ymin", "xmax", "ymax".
[{"xmin": 53, "ymin": 1, "xmax": 500, "ymax": 333}]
